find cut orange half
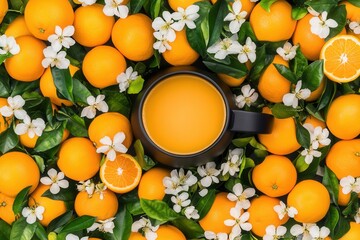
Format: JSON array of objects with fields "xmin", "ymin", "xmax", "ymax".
[
  {"xmin": 100, "ymin": 154, "xmax": 142, "ymax": 194},
  {"xmin": 320, "ymin": 35, "xmax": 360, "ymax": 83}
]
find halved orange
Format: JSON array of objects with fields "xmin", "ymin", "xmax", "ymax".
[
  {"xmin": 320, "ymin": 35, "xmax": 360, "ymax": 83},
  {"xmin": 100, "ymin": 154, "xmax": 142, "ymax": 194}
]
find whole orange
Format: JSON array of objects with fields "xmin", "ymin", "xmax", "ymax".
[
  {"xmin": 0, "ymin": 193, "xmax": 15, "ymax": 225},
  {"xmin": 156, "ymin": 225, "xmax": 186, "ymax": 240},
  {"xmin": 73, "ymin": 4, "xmax": 115, "ymax": 47},
  {"xmin": 199, "ymin": 192, "xmax": 237, "ymax": 234},
  {"xmin": 28, "ymin": 184, "xmax": 67, "ymax": 227},
  {"xmin": 326, "ymin": 139, "xmax": 360, "ymax": 179},
  {"xmin": 247, "ymin": 195, "xmax": 288, "ymax": 237},
  {"xmin": 257, "ymin": 107, "xmax": 301, "ymax": 155},
  {"xmin": 57, "ymin": 137, "xmax": 101, "ymax": 181},
  {"xmin": 24, "ymin": 0, "xmax": 74, "ymax": 40},
  {"xmin": 252, "ymin": 155, "xmax": 297, "ymax": 197},
  {"xmin": 249, "ymin": 0, "xmax": 297, "ymax": 42},
  {"xmin": 112, "ymin": 13, "xmax": 154, "ymax": 61},
  {"xmin": 287, "ymin": 180, "xmax": 330, "ymax": 223},
  {"xmin": 138, "ymin": 167, "xmax": 170, "ymax": 201},
  {"xmin": 326, "ymin": 94, "xmax": 360, "ymax": 140},
  {"xmin": 257, "ymin": 55, "xmax": 291, "ymax": 103},
  {"xmin": 0, "ymin": 0, "xmax": 7, "ymax": 24},
  {"xmin": 82, "ymin": 45, "xmax": 126, "ymax": 89},
  {"xmin": 4, "ymin": 35, "xmax": 46, "ymax": 82},
  {"xmin": 74, "ymin": 189, "xmax": 118, "ymax": 220},
  {"xmin": 162, "ymin": 29, "xmax": 199, "ymax": 66},
  {"xmin": 0, "ymin": 151, "xmax": 40, "ymax": 197},
  {"xmin": 88, "ymin": 112, "xmax": 133, "ymax": 149}
]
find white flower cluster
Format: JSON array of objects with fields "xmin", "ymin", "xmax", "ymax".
[
  {"xmin": 234, "ymin": 84, "xmax": 258, "ymax": 109},
  {"xmin": 276, "ymin": 41, "xmax": 298, "ymax": 61},
  {"xmin": 65, "ymin": 234, "xmax": 89, "ymax": 240},
  {"xmin": 0, "ymin": 95, "xmax": 46, "ymax": 139},
  {"xmin": 0, "ymin": 34, "xmax": 20, "ymax": 56},
  {"xmin": 197, "ymin": 162, "xmax": 220, "ymax": 196},
  {"xmin": 77, "ymin": 180, "xmax": 107, "ymax": 199},
  {"xmin": 103, "ymin": 0, "xmax": 129, "ymax": 18},
  {"xmin": 22, "ymin": 205, "xmax": 45, "ymax": 224},
  {"xmin": 340, "ymin": 175, "xmax": 360, "ymax": 195},
  {"xmin": 87, "ymin": 217, "xmax": 116, "ymax": 234},
  {"xmin": 308, "ymin": 8, "xmax": 338, "ymax": 39},
  {"xmin": 282, "ymin": 80, "xmax": 311, "ymax": 108},
  {"xmin": 117, "ymin": 66, "xmax": 139, "ymax": 93},
  {"xmin": 221, "ymin": 148, "xmax": 244, "ymax": 177},
  {"xmin": 131, "ymin": 217, "xmax": 159, "ymax": 240},
  {"xmin": 152, "ymin": 5, "xmax": 200, "ymax": 53},
  {"xmin": 81, "ymin": 94, "xmax": 109, "ymax": 119},
  {"xmin": 42, "ymin": 25, "xmax": 75, "ymax": 69},
  {"xmin": 96, "ymin": 132, "xmax": 128, "ymax": 161},
  {"xmin": 263, "ymin": 223, "xmax": 330, "ymax": 240},
  {"xmin": 40, "ymin": 168, "xmax": 69, "ymax": 194},
  {"xmin": 163, "ymin": 168, "xmax": 200, "ymax": 219},
  {"xmin": 273, "ymin": 201, "xmax": 298, "ymax": 220},
  {"xmin": 301, "ymin": 122, "xmax": 331, "ymax": 164}
]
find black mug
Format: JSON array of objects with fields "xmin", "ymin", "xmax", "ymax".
[{"xmin": 131, "ymin": 66, "xmax": 273, "ymax": 168}]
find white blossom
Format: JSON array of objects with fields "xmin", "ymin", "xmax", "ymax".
[
  {"xmin": 14, "ymin": 115, "xmax": 46, "ymax": 138},
  {"xmin": 221, "ymin": 148, "xmax": 243, "ymax": 176},
  {"xmin": 65, "ymin": 234, "xmax": 89, "ymax": 240},
  {"xmin": 303, "ymin": 124, "xmax": 331, "ymax": 149},
  {"xmin": 170, "ymin": 192, "xmax": 191, "ymax": 213},
  {"xmin": 197, "ymin": 162, "xmax": 220, "ymax": 188},
  {"xmin": 77, "ymin": 180, "xmax": 95, "ymax": 196},
  {"xmin": 349, "ymin": 21, "xmax": 360, "ymax": 35},
  {"xmin": 152, "ymin": 11, "xmax": 176, "ymax": 41},
  {"xmin": 283, "ymin": 80, "xmax": 311, "ymax": 108},
  {"xmin": 290, "ymin": 223, "xmax": 316, "ymax": 240},
  {"xmin": 235, "ymin": 84, "xmax": 258, "ymax": 108},
  {"xmin": 40, "ymin": 168, "xmax": 69, "ymax": 194},
  {"xmin": 207, "ymin": 35, "xmax": 241, "ymax": 60},
  {"xmin": 163, "ymin": 168, "xmax": 197, "ymax": 195},
  {"xmin": 263, "ymin": 225, "xmax": 287, "ymax": 240},
  {"xmin": 153, "ymin": 31, "xmax": 174, "ymax": 53},
  {"xmin": 42, "ymin": 46, "xmax": 70, "ymax": 69},
  {"xmin": 227, "ymin": 183, "xmax": 255, "ymax": 210},
  {"xmin": 76, "ymin": 0, "xmax": 96, "ymax": 6},
  {"xmin": 47, "ymin": 25, "xmax": 75, "ymax": 52},
  {"xmin": 131, "ymin": 217, "xmax": 159, "ymax": 240},
  {"xmin": 301, "ymin": 147, "xmax": 322, "ymax": 164},
  {"xmin": 276, "ymin": 41, "xmax": 298, "ymax": 61},
  {"xmin": 309, "ymin": 226, "xmax": 330, "ymax": 240},
  {"xmin": 96, "ymin": 132, "xmax": 128, "ymax": 161},
  {"xmin": 103, "ymin": 0, "xmax": 129, "ymax": 18},
  {"xmin": 22, "ymin": 206, "xmax": 45, "ymax": 224},
  {"xmin": 355, "ymin": 208, "xmax": 360, "ymax": 223},
  {"xmin": 204, "ymin": 231, "xmax": 228, "ymax": 240},
  {"xmin": 0, "ymin": 95, "xmax": 27, "ymax": 120},
  {"xmin": 224, "ymin": 206, "xmax": 252, "ymax": 239},
  {"xmin": 224, "ymin": 0, "xmax": 247, "ymax": 34},
  {"xmin": 117, "ymin": 66, "xmax": 139, "ymax": 93},
  {"xmin": 87, "ymin": 217, "xmax": 116, "ymax": 233},
  {"xmin": 171, "ymin": 5, "xmax": 200, "ymax": 31},
  {"xmin": 184, "ymin": 205, "xmax": 200, "ymax": 219},
  {"xmin": 238, "ymin": 37, "xmax": 256, "ymax": 63},
  {"xmin": 340, "ymin": 176, "xmax": 360, "ymax": 194},
  {"xmin": 310, "ymin": 11, "xmax": 338, "ymax": 39},
  {"xmin": 0, "ymin": 34, "xmax": 20, "ymax": 55},
  {"xmin": 80, "ymin": 95, "xmax": 109, "ymax": 119},
  {"xmin": 273, "ymin": 201, "xmax": 298, "ymax": 220}
]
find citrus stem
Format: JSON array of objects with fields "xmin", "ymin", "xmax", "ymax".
[
  {"xmin": 355, "ymin": 152, "xmax": 360, "ymax": 157},
  {"xmin": 0, "ymin": 201, "xmax": 6, "ymax": 207},
  {"xmin": 272, "ymin": 184, "xmax": 278, "ymax": 190}
]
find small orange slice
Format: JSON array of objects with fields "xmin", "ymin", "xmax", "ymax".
[
  {"xmin": 320, "ymin": 35, "xmax": 360, "ymax": 83},
  {"xmin": 100, "ymin": 154, "xmax": 142, "ymax": 194}
]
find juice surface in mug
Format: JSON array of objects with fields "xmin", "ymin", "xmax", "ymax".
[{"xmin": 142, "ymin": 74, "xmax": 226, "ymax": 155}]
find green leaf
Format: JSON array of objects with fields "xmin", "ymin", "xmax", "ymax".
[
  {"xmin": 249, "ymin": 138, "xmax": 267, "ymax": 150},
  {"xmin": 10, "ymin": 217, "xmax": 37, "ymax": 240},
  {"xmin": 11, "ymin": 80, "xmax": 39, "ymax": 97},
  {"xmin": 260, "ymin": 0, "xmax": 278, "ymax": 12},
  {"xmin": 186, "ymin": 20, "xmax": 207, "ymax": 58},
  {"xmin": 51, "ymin": 67, "xmax": 74, "ymax": 103},
  {"xmin": 13, "ymin": 186, "xmax": 32, "ymax": 215},
  {"xmin": 130, "ymin": 0, "xmax": 147, "ymax": 14},
  {"xmin": 274, "ymin": 63, "xmax": 298, "ymax": 84},
  {"xmin": 0, "ymin": 66, "xmax": 11, "ymax": 97},
  {"xmin": 0, "ymin": 219, "xmax": 11, "ymax": 240},
  {"xmin": 34, "ymin": 121, "xmax": 67, "ymax": 152},
  {"xmin": 237, "ymin": 22, "xmax": 257, "ymax": 43},
  {"xmin": 239, "ymin": 157, "xmax": 255, "ymax": 178},
  {"xmin": 194, "ymin": 189, "xmax": 216, "ymax": 219},
  {"xmin": 10, "ymin": 0, "xmax": 28, "ymax": 11},
  {"xmin": 34, "ymin": 222, "xmax": 47, "ymax": 240},
  {"xmin": 333, "ymin": 214, "xmax": 351, "ymax": 239},
  {"xmin": 292, "ymin": 6, "xmax": 308, "ymax": 20},
  {"xmin": 0, "ymin": 124, "xmax": 19, "ymax": 154},
  {"xmin": 271, "ymin": 103, "xmax": 299, "ymax": 118},
  {"xmin": 325, "ymin": 206, "xmax": 340, "ymax": 236},
  {"xmin": 248, "ymin": 45, "xmax": 273, "ymax": 81},
  {"xmin": 149, "ymin": 0, "xmax": 163, "ymax": 19},
  {"xmin": 65, "ymin": 114, "xmax": 88, "ymax": 137},
  {"xmin": 47, "ymin": 211, "xmax": 74, "ymax": 233},
  {"xmin": 134, "ymin": 140, "xmax": 156, "ymax": 171},
  {"xmin": 232, "ymin": 137, "xmax": 252, "ymax": 148},
  {"xmin": 294, "ymin": 155, "xmax": 310, "ymax": 173},
  {"xmin": 305, "ymin": 104, "xmax": 325, "ymax": 122},
  {"xmin": 108, "ymin": 205, "xmax": 132, "ymax": 240},
  {"xmin": 140, "ymin": 199, "xmax": 180, "ymax": 223},
  {"xmin": 322, "ymin": 166, "xmax": 339, "ymax": 205},
  {"xmin": 317, "ymin": 80, "xmax": 336, "ymax": 111},
  {"xmin": 127, "ymin": 76, "xmax": 145, "ymax": 94},
  {"xmin": 0, "ymin": 53, "xmax": 11, "ymax": 65},
  {"xmin": 301, "ymin": 60, "xmax": 324, "ymax": 91},
  {"xmin": 326, "ymin": 5, "xmax": 347, "ymax": 41},
  {"xmin": 171, "ymin": 216, "xmax": 204, "ymax": 239},
  {"xmin": 304, "ymin": 0, "xmax": 338, "ymax": 12},
  {"xmin": 59, "ymin": 215, "xmax": 96, "ymax": 234},
  {"xmin": 42, "ymin": 182, "xmax": 77, "ymax": 202},
  {"xmin": 348, "ymin": 0, "xmax": 360, "ymax": 7},
  {"xmin": 290, "ymin": 47, "xmax": 308, "ymax": 79},
  {"xmin": 342, "ymin": 191, "xmax": 359, "ymax": 216},
  {"xmin": 102, "ymin": 90, "xmax": 131, "ymax": 117},
  {"xmin": 203, "ymin": 58, "xmax": 247, "ymax": 79},
  {"xmin": 295, "ymin": 119, "xmax": 311, "ymax": 149},
  {"xmin": 207, "ymin": 0, "xmax": 227, "ymax": 47},
  {"xmin": 72, "ymin": 77, "xmax": 92, "ymax": 104}
]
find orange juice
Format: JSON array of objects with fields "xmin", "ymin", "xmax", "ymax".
[{"xmin": 142, "ymin": 74, "xmax": 226, "ymax": 155}]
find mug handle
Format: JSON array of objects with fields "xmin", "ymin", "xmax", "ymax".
[{"xmin": 229, "ymin": 110, "xmax": 274, "ymax": 134}]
